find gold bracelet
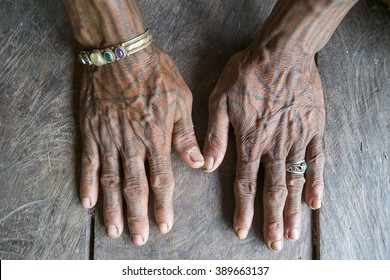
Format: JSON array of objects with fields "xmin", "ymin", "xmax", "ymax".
[{"xmin": 78, "ymin": 28, "xmax": 153, "ymax": 66}]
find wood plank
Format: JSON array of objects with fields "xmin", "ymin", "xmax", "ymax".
[
  {"xmin": 318, "ymin": 0, "xmax": 390, "ymax": 259},
  {"xmin": 94, "ymin": 0, "xmax": 313, "ymax": 259},
  {"xmin": 0, "ymin": 0, "xmax": 89, "ymax": 259}
]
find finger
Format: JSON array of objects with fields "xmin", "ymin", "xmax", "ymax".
[
  {"xmin": 233, "ymin": 131, "xmax": 262, "ymax": 239},
  {"xmin": 148, "ymin": 148, "xmax": 175, "ymax": 234},
  {"xmin": 263, "ymin": 160, "xmax": 288, "ymax": 252},
  {"xmin": 80, "ymin": 130, "xmax": 100, "ymax": 209},
  {"xmin": 202, "ymin": 94, "xmax": 229, "ymax": 172},
  {"xmin": 305, "ymin": 134, "xmax": 325, "ymax": 209},
  {"xmin": 122, "ymin": 147, "xmax": 149, "ymax": 246},
  {"xmin": 284, "ymin": 144, "xmax": 306, "ymax": 241},
  {"xmin": 100, "ymin": 127, "xmax": 124, "ymax": 239},
  {"xmin": 173, "ymin": 105, "xmax": 204, "ymax": 169}
]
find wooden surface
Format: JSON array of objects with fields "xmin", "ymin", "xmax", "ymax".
[
  {"xmin": 0, "ymin": 0, "xmax": 388, "ymax": 260},
  {"xmin": 0, "ymin": 0, "xmax": 89, "ymax": 259},
  {"xmin": 318, "ymin": 0, "xmax": 390, "ymax": 259}
]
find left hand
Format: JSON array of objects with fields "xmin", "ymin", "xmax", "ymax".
[
  {"xmin": 202, "ymin": 45, "xmax": 325, "ymax": 251},
  {"xmin": 79, "ymin": 44, "xmax": 204, "ymax": 245}
]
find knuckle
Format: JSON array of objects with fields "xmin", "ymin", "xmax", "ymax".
[
  {"xmin": 267, "ymin": 186, "xmax": 288, "ymax": 207},
  {"xmin": 152, "ymin": 172, "xmax": 174, "ymax": 190},
  {"xmin": 310, "ymin": 179, "xmax": 324, "ymax": 191},
  {"xmin": 285, "ymin": 207, "xmax": 301, "ymax": 218},
  {"xmin": 103, "ymin": 206, "xmax": 120, "ymax": 214},
  {"xmin": 105, "ymin": 156, "xmax": 117, "ymax": 167},
  {"xmin": 127, "ymin": 216, "xmax": 145, "ymax": 225},
  {"xmin": 266, "ymin": 220, "xmax": 283, "ymax": 231},
  {"xmin": 100, "ymin": 175, "xmax": 121, "ymax": 189},
  {"xmin": 235, "ymin": 179, "xmax": 257, "ymax": 197},
  {"xmin": 123, "ymin": 183, "xmax": 147, "ymax": 199}
]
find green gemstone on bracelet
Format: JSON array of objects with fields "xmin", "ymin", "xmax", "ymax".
[
  {"xmin": 90, "ymin": 50, "xmax": 106, "ymax": 66},
  {"xmin": 103, "ymin": 49, "xmax": 115, "ymax": 63}
]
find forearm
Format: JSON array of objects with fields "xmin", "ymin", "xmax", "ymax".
[
  {"xmin": 252, "ymin": 0, "xmax": 358, "ymax": 59},
  {"xmin": 60, "ymin": 0, "xmax": 145, "ymax": 48}
]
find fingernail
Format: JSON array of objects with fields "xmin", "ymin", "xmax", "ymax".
[
  {"xmin": 236, "ymin": 229, "xmax": 248, "ymax": 239},
  {"xmin": 312, "ymin": 199, "xmax": 322, "ymax": 209},
  {"xmin": 158, "ymin": 223, "xmax": 169, "ymax": 234},
  {"xmin": 106, "ymin": 225, "xmax": 118, "ymax": 238},
  {"xmin": 82, "ymin": 197, "xmax": 91, "ymax": 208},
  {"xmin": 132, "ymin": 234, "xmax": 144, "ymax": 246},
  {"xmin": 288, "ymin": 228, "xmax": 300, "ymax": 241},
  {"xmin": 189, "ymin": 149, "xmax": 204, "ymax": 163},
  {"xmin": 202, "ymin": 156, "xmax": 214, "ymax": 171},
  {"xmin": 271, "ymin": 241, "xmax": 283, "ymax": 252}
]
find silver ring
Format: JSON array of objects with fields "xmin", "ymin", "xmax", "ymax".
[{"xmin": 286, "ymin": 160, "xmax": 307, "ymax": 174}]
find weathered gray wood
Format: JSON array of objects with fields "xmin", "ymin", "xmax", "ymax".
[
  {"xmin": 318, "ymin": 0, "xmax": 390, "ymax": 259},
  {"xmin": 0, "ymin": 0, "xmax": 89, "ymax": 259},
  {"xmin": 94, "ymin": 0, "xmax": 313, "ymax": 260}
]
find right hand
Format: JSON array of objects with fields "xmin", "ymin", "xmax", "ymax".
[{"xmin": 202, "ymin": 45, "xmax": 325, "ymax": 251}]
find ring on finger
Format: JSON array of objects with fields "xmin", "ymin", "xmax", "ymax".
[{"xmin": 286, "ymin": 160, "xmax": 307, "ymax": 174}]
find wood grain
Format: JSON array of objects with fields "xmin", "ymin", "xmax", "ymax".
[
  {"xmin": 93, "ymin": 0, "xmax": 313, "ymax": 260},
  {"xmin": 318, "ymin": 0, "xmax": 390, "ymax": 259},
  {"xmin": 0, "ymin": 0, "xmax": 89, "ymax": 259},
  {"xmin": 10, "ymin": 0, "xmax": 389, "ymax": 260}
]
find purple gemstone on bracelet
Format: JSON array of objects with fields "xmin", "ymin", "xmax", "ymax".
[{"xmin": 114, "ymin": 47, "xmax": 125, "ymax": 58}]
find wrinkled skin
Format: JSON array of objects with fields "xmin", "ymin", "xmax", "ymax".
[
  {"xmin": 203, "ymin": 45, "xmax": 325, "ymax": 252},
  {"xmin": 80, "ymin": 44, "xmax": 204, "ymax": 246}
]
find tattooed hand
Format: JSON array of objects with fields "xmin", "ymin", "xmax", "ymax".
[
  {"xmin": 80, "ymin": 44, "xmax": 204, "ymax": 245},
  {"xmin": 202, "ymin": 0, "xmax": 357, "ymax": 252},
  {"xmin": 202, "ymin": 44, "xmax": 325, "ymax": 252},
  {"xmin": 61, "ymin": 0, "xmax": 204, "ymax": 246}
]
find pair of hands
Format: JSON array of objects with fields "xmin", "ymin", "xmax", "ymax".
[{"xmin": 79, "ymin": 42, "xmax": 325, "ymax": 252}]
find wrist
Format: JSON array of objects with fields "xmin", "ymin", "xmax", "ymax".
[
  {"xmin": 76, "ymin": 21, "xmax": 146, "ymax": 49},
  {"xmin": 250, "ymin": 0, "xmax": 357, "ymax": 60},
  {"xmin": 61, "ymin": 0, "xmax": 145, "ymax": 48}
]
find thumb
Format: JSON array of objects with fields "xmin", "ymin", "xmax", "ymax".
[
  {"xmin": 173, "ymin": 98, "xmax": 204, "ymax": 169},
  {"xmin": 202, "ymin": 94, "xmax": 230, "ymax": 172}
]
